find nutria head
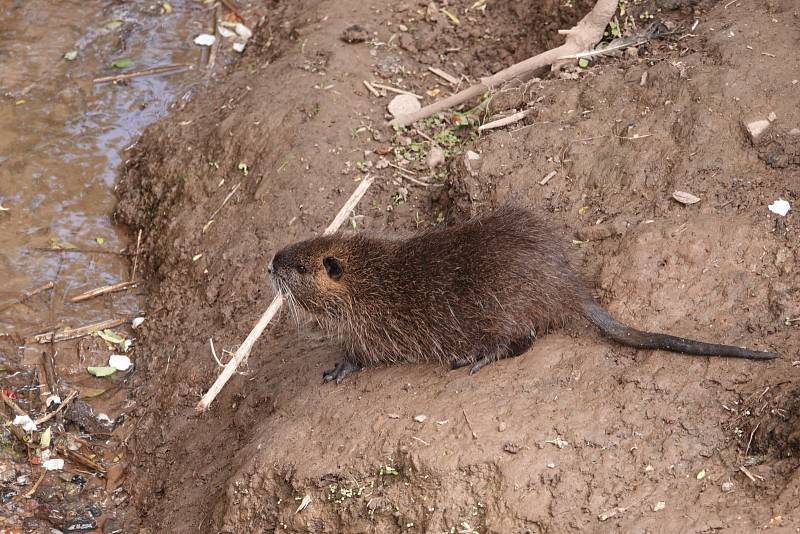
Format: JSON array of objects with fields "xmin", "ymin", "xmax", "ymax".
[{"xmin": 268, "ymin": 234, "xmax": 375, "ymax": 318}]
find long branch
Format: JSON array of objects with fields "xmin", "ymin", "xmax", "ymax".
[{"xmin": 389, "ymin": 0, "xmax": 619, "ymax": 128}]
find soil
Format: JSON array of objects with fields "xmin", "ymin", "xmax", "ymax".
[{"xmin": 115, "ymin": 0, "xmax": 799, "ymax": 532}]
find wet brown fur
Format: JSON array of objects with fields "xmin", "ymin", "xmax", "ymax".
[
  {"xmin": 271, "ymin": 206, "xmax": 586, "ymax": 367},
  {"xmin": 269, "ymin": 206, "xmax": 777, "ymax": 371}
]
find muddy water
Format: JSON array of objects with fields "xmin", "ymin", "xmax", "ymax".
[{"xmin": 0, "ymin": 0, "xmax": 213, "ymax": 525}]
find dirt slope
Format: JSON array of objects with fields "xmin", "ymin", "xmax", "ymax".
[{"xmin": 116, "ymin": 0, "xmax": 799, "ymax": 532}]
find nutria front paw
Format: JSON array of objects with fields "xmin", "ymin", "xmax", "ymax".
[{"xmin": 322, "ymin": 359, "xmax": 361, "ymax": 384}]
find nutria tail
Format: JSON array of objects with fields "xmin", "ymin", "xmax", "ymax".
[{"xmin": 582, "ymin": 299, "xmax": 779, "ymax": 360}]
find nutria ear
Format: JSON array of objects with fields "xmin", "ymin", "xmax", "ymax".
[{"xmin": 323, "ymin": 256, "xmax": 343, "ymax": 280}]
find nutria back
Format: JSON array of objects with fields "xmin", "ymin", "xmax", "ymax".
[{"xmin": 269, "ymin": 206, "xmax": 587, "ymax": 366}]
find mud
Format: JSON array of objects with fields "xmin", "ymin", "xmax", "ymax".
[
  {"xmin": 116, "ymin": 0, "xmax": 798, "ymax": 532},
  {"xmin": 0, "ymin": 0, "xmax": 237, "ymax": 531}
]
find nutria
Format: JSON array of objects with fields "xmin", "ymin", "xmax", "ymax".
[{"xmin": 267, "ymin": 206, "xmax": 778, "ymax": 383}]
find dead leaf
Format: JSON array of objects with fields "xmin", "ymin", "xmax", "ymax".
[{"xmin": 672, "ymin": 191, "xmax": 700, "ymax": 205}]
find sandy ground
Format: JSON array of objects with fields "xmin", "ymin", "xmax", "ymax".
[{"xmin": 115, "ymin": 0, "xmax": 798, "ymax": 531}]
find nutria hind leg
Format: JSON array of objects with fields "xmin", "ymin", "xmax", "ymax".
[
  {"xmin": 452, "ymin": 332, "xmax": 536, "ymax": 375},
  {"xmin": 323, "ymin": 352, "xmax": 362, "ymax": 385}
]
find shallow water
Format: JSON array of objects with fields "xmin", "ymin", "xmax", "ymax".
[{"xmin": 0, "ymin": 1, "xmax": 212, "ymax": 521}]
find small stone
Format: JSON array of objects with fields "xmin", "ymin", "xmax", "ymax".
[
  {"xmin": 398, "ymin": 23, "xmax": 408, "ymax": 31},
  {"xmin": 498, "ymin": 422, "xmax": 507, "ymax": 432},
  {"xmin": 464, "ymin": 150, "xmax": 482, "ymax": 176},
  {"xmin": 375, "ymin": 158, "xmax": 389, "ymax": 169},
  {"xmin": 413, "ymin": 414, "xmax": 427, "ymax": 423},
  {"xmin": 721, "ymin": 481, "xmax": 734, "ymax": 493},
  {"xmin": 745, "ymin": 119, "xmax": 771, "ymax": 143},
  {"xmin": 788, "ymin": 128, "xmax": 800, "ymax": 136},
  {"xmin": 626, "ymin": 46, "xmax": 638, "ymax": 58},
  {"xmin": 546, "ymin": 462, "xmax": 556, "ymax": 469},
  {"xmin": 341, "ymin": 24, "xmax": 369, "ymax": 43},
  {"xmin": 398, "ymin": 33, "xmax": 417, "ymax": 52},
  {"xmin": 644, "ymin": 464, "xmax": 655, "ymax": 473},
  {"xmin": 653, "ymin": 501, "xmax": 666, "ymax": 512},
  {"xmin": 426, "ymin": 146, "xmax": 445, "ymax": 169},
  {"xmin": 388, "ymin": 413, "xmax": 400, "ymax": 419},
  {"xmin": 0, "ymin": 462, "xmax": 16, "ymax": 483},
  {"xmin": 503, "ymin": 442, "xmax": 522, "ymax": 454},
  {"xmin": 768, "ymin": 111, "xmax": 777, "ymax": 122},
  {"xmin": 387, "ymin": 94, "xmax": 421, "ymax": 118}
]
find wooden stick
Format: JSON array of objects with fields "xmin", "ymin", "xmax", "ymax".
[
  {"xmin": 207, "ymin": 6, "xmax": 221, "ymax": 76},
  {"xmin": 196, "ymin": 176, "xmax": 375, "ymax": 412},
  {"xmin": 389, "ymin": 0, "xmax": 619, "ymax": 127},
  {"xmin": 34, "ymin": 390, "xmax": 78, "ymax": 425},
  {"xmin": 428, "ymin": 66, "xmax": 459, "ymax": 85},
  {"xmin": 0, "ymin": 281, "xmax": 55, "ymax": 312},
  {"xmin": 23, "ymin": 469, "xmax": 46, "ymax": 498},
  {"xmin": 371, "ymin": 83, "xmax": 423, "ymax": 99},
  {"xmin": 1, "ymin": 389, "xmax": 28, "ymax": 417},
  {"xmin": 33, "ymin": 246, "xmax": 131, "ymax": 256},
  {"xmin": 478, "ymin": 109, "xmax": 532, "ymax": 132},
  {"xmin": 30, "ymin": 318, "xmax": 126, "ymax": 344},
  {"xmin": 93, "ymin": 64, "xmax": 193, "ymax": 84},
  {"xmin": 69, "ymin": 281, "xmax": 138, "ymax": 303}
]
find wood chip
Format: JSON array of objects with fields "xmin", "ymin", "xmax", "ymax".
[{"xmin": 672, "ymin": 190, "xmax": 701, "ymax": 205}]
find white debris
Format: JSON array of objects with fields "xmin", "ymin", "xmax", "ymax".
[
  {"xmin": 218, "ymin": 26, "xmax": 237, "ymax": 38},
  {"xmin": 132, "ymin": 317, "xmax": 145, "ymax": 329},
  {"xmin": 653, "ymin": 501, "xmax": 666, "ymax": 512},
  {"xmin": 42, "ymin": 458, "xmax": 65, "ymax": 471},
  {"xmin": 235, "ymin": 23, "xmax": 252, "ymax": 39},
  {"xmin": 295, "ymin": 494, "xmax": 312, "ymax": 513},
  {"xmin": 387, "ymin": 94, "xmax": 421, "ymax": 118},
  {"xmin": 46, "ymin": 395, "xmax": 61, "ymax": 408},
  {"xmin": 96, "ymin": 413, "xmax": 113, "ymax": 425},
  {"xmin": 12, "ymin": 415, "xmax": 37, "ymax": 432},
  {"xmin": 413, "ymin": 414, "xmax": 428, "ymax": 423},
  {"xmin": 768, "ymin": 111, "xmax": 777, "ymax": 122},
  {"xmin": 426, "ymin": 146, "xmax": 445, "ymax": 169},
  {"xmin": 109, "ymin": 354, "xmax": 132, "ymax": 371},
  {"xmin": 194, "ymin": 34, "xmax": 216, "ymax": 47},
  {"xmin": 233, "ymin": 42, "xmax": 246, "ymax": 53},
  {"xmin": 745, "ymin": 119, "xmax": 771, "ymax": 143},
  {"xmin": 768, "ymin": 199, "xmax": 791, "ymax": 217}
]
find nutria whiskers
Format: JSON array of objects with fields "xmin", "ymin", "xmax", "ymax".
[{"xmin": 267, "ymin": 206, "xmax": 778, "ymax": 383}]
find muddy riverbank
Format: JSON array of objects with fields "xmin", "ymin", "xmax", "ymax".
[{"xmin": 115, "ymin": 0, "xmax": 798, "ymax": 532}]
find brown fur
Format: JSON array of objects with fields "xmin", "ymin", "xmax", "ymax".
[{"xmin": 269, "ymin": 206, "xmax": 587, "ymax": 368}]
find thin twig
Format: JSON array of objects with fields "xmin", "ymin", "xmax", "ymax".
[
  {"xmin": 131, "ymin": 228, "xmax": 142, "ymax": 281},
  {"xmin": 739, "ymin": 465, "xmax": 762, "ymax": 483},
  {"xmin": 23, "ymin": 470, "xmax": 46, "ymax": 498},
  {"xmin": 209, "ymin": 338, "xmax": 224, "ymax": 367},
  {"xmin": 478, "ymin": 109, "xmax": 532, "ymax": 132},
  {"xmin": 33, "ymin": 246, "xmax": 131, "ymax": 256},
  {"xmin": 428, "ymin": 66, "xmax": 459, "ymax": 85},
  {"xmin": 196, "ymin": 177, "xmax": 375, "ymax": 412},
  {"xmin": 387, "ymin": 162, "xmax": 417, "ymax": 176},
  {"xmin": 403, "ymin": 175, "xmax": 444, "ymax": 188},
  {"xmin": 93, "ymin": 64, "xmax": 193, "ymax": 84},
  {"xmin": 745, "ymin": 422, "xmax": 760, "ymax": 457},
  {"xmin": 362, "ymin": 80, "xmax": 380, "ymax": 97},
  {"xmin": 462, "ymin": 408, "xmax": 477, "ymax": 439},
  {"xmin": 0, "ymin": 281, "xmax": 55, "ymax": 313},
  {"xmin": 207, "ymin": 183, "xmax": 241, "ymax": 223},
  {"xmin": 69, "ymin": 281, "xmax": 138, "ymax": 303},
  {"xmin": 34, "ymin": 390, "xmax": 78, "ymax": 425},
  {"xmin": 30, "ymin": 318, "xmax": 127, "ymax": 344},
  {"xmin": 371, "ymin": 83, "xmax": 423, "ymax": 99},
  {"xmin": 207, "ymin": 6, "xmax": 221, "ymax": 75}
]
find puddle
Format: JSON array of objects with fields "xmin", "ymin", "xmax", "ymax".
[{"xmin": 0, "ymin": 0, "xmax": 230, "ymax": 528}]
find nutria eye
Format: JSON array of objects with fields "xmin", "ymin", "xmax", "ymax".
[
  {"xmin": 323, "ymin": 256, "xmax": 343, "ymax": 280},
  {"xmin": 296, "ymin": 265, "xmax": 306, "ymax": 274}
]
